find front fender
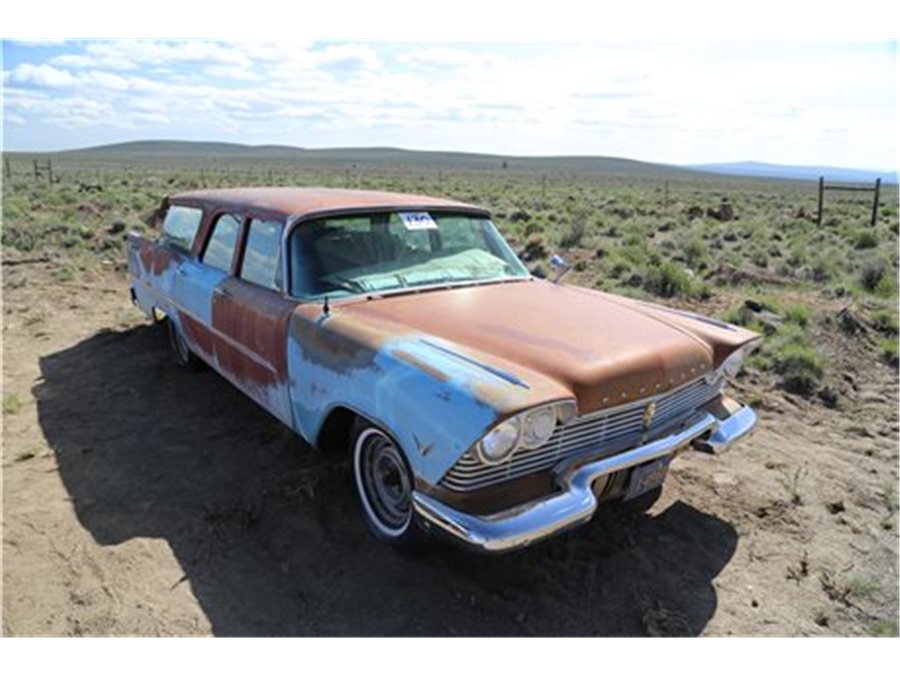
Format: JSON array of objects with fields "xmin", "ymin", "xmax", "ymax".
[{"xmin": 286, "ymin": 309, "xmax": 561, "ymax": 485}]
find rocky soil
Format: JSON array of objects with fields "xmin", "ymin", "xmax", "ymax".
[{"xmin": 3, "ymin": 262, "xmax": 897, "ymax": 636}]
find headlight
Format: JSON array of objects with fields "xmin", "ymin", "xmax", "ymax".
[
  {"xmin": 475, "ymin": 400, "xmax": 578, "ymax": 464},
  {"xmin": 722, "ymin": 338, "xmax": 763, "ymax": 378},
  {"xmin": 521, "ymin": 407, "xmax": 558, "ymax": 449},
  {"xmin": 477, "ymin": 417, "xmax": 521, "ymax": 464}
]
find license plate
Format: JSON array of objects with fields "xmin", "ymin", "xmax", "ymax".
[{"xmin": 624, "ymin": 456, "xmax": 672, "ymax": 501}]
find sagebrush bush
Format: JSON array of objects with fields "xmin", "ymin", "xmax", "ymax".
[
  {"xmin": 751, "ymin": 250, "xmax": 769, "ymax": 268},
  {"xmin": 783, "ymin": 304, "xmax": 812, "ymax": 327},
  {"xmin": 559, "ymin": 219, "xmax": 587, "ymax": 248},
  {"xmin": 871, "ymin": 309, "xmax": 899, "ymax": 335},
  {"xmin": 880, "ymin": 339, "xmax": 899, "ymax": 368},
  {"xmin": 1, "ymin": 225, "xmax": 37, "ymax": 252},
  {"xmin": 682, "ymin": 236, "xmax": 707, "ymax": 268},
  {"xmin": 774, "ymin": 344, "xmax": 824, "ymax": 395},
  {"xmin": 809, "ymin": 257, "xmax": 835, "ymax": 283},
  {"xmin": 853, "ymin": 230, "xmax": 879, "ymax": 249},
  {"xmin": 859, "ymin": 259, "xmax": 889, "ymax": 291},
  {"xmin": 643, "ymin": 263, "xmax": 694, "ymax": 298}
]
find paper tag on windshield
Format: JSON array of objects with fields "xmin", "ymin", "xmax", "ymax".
[{"xmin": 399, "ymin": 211, "xmax": 438, "ymax": 231}]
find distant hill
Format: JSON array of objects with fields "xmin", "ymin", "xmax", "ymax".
[
  {"xmin": 12, "ymin": 140, "xmax": 714, "ymax": 179},
  {"xmin": 13, "ymin": 141, "xmax": 894, "ymax": 185},
  {"xmin": 689, "ymin": 161, "xmax": 897, "ymax": 185}
]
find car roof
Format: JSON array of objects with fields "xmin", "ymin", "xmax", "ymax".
[{"xmin": 168, "ymin": 187, "xmax": 488, "ymax": 220}]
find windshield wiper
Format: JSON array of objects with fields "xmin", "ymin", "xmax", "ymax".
[{"xmin": 329, "ymin": 276, "xmax": 368, "ymax": 294}]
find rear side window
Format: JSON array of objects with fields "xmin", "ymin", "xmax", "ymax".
[
  {"xmin": 241, "ymin": 219, "xmax": 282, "ymax": 291},
  {"xmin": 160, "ymin": 205, "xmax": 203, "ymax": 252},
  {"xmin": 202, "ymin": 213, "xmax": 242, "ymax": 273}
]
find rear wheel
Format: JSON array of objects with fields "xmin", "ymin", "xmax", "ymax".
[
  {"xmin": 351, "ymin": 419, "xmax": 424, "ymax": 551},
  {"xmin": 165, "ymin": 318, "xmax": 203, "ymax": 371}
]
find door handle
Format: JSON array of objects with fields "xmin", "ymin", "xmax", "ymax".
[{"xmin": 215, "ymin": 287, "xmax": 232, "ymax": 298}]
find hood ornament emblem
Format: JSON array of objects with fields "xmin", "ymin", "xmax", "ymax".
[{"xmin": 642, "ymin": 401, "xmax": 657, "ymax": 430}]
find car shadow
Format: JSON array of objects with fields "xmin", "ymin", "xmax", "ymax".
[{"xmin": 35, "ymin": 324, "xmax": 738, "ymax": 636}]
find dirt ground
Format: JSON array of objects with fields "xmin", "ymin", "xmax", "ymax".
[{"xmin": 2, "ymin": 263, "xmax": 898, "ymax": 636}]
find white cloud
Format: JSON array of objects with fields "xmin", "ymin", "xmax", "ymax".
[
  {"xmin": 4, "ymin": 112, "xmax": 27, "ymax": 125},
  {"xmin": 53, "ymin": 52, "xmax": 137, "ymax": 71},
  {"xmin": 3, "ymin": 41, "xmax": 895, "ymax": 167},
  {"xmin": 9, "ymin": 63, "xmax": 78, "ymax": 87}
]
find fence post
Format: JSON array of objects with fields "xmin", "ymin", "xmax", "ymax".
[
  {"xmin": 871, "ymin": 178, "xmax": 881, "ymax": 227},
  {"xmin": 664, "ymin": 180, "xmax": 670, "ymax": 215},
  {"xmin": 47, "ymin": 159, "xmax": 53, "ymax": 184},
  {"xmin": 4, "ymin": 157, "xmax": 10, "ymax": 181},
  {"xmin": 817, "ymin": 176, "xmax": 824, "ymax": 226}
]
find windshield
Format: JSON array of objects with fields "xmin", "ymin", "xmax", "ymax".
[{"xmin": 288, "ymin": 211, "xmax": 530, "ymax": 299}]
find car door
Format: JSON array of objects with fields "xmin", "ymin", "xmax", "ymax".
[
  {"xmin": 211, "ymin": 217, "xmax": 297, "ymax": 428},
  {"xmin": 139, "ymin": 202, "xmax": 217, "ymax": 360},
  {"xmin": 174, "ymin": 210, "xmax": 242, "ymax": 362}
]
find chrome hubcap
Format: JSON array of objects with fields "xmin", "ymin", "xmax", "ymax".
[{"xmin": 358, "ymin": 430, "xmax": 412, "ymax": 532}]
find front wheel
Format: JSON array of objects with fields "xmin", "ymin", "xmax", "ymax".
[
  {"xmin": 351, "ymin": 420, "xmax": 424, "ymax": 551},
  {"xmin": 623, "ymin": 485, "xmax": 664, "ymax": 513}
]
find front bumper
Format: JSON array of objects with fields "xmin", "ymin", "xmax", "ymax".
[{"xmin": 412, "ymin": 405, "xmax": 757, "ymax": 553}]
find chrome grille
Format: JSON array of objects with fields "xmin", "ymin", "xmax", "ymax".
[{"xmin": 440, "ymin": 375, "xmax": 723, "ymax": 492}]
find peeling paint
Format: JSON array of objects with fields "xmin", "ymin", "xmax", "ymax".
[{"xmin": 128, "ymin": 189, "xmax": 760, "ymax": 503}]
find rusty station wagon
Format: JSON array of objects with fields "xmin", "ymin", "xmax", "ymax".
[{"xmin": 127, "ymin": 187, "xmax": 760, "ymax": 553}]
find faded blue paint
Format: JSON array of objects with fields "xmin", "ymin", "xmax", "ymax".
[
  {"xmin": 418, "ymin": 339, "xmax": 531, "ymax": 389},
  {"xmin": 127, "ymin": 235, "xmax": 227, "ymax": 354},
  {"xmin": 129, "ymin": 233, "xmax": 543, "ymax": 488},
  {"xmin": 287, "ymin": 317, "xmax": 509, "ymax": 485},
  {"xmin": 172, "ymin": 258, "xmax": 228, "ymax": 327}
]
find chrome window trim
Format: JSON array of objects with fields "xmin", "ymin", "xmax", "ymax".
[{"xmin": 278, "ymin": 205, "xmax": 527, "ymax": 304}]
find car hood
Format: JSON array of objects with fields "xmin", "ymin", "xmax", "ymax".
[{"xmin": 331, "ymin": 279, "xmax": 758, "ymax": 414}]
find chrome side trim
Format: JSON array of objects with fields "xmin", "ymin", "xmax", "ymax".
[
  {"xmin": 413, "ymin": 406, "xmax": 757, "ymax": 553},
  {"xmin": 420, "ymin": 339, "xmax": 531, "ymax": 389}
]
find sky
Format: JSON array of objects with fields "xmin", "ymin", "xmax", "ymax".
[{"xmin": 1, "ymin": 39, "xmax": 897, "ymax": 169}]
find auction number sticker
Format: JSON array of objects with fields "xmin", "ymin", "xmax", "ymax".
[{"xmin": 399, "ymin": 211, "xmax": 438, "ymax": 231}]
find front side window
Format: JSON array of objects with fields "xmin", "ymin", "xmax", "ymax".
[
  {"xmin": 288, "ymin": 211, "xmax": 529, "ymax": 299},
  {"xmin": 241, "ymin": 219, "xmax": 282, "ymax": 291},
  {"xmin": 202, "ymin": 213, "xmax": 242, "ymax": 273},
  {"xmin": 160, "ymin": 205, "xmax": 203, "ymax": 252}
]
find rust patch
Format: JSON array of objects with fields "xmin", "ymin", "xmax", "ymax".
[
  {"xmin": 180, "ymin": 312, "xmax": 215, "ymax": 358},
  {"xmin": 171, "ymin": 187, "xmax": 482, "ymax": 221},
  {"xmin": 592, "ymin": 291, "xmax": 760, "ymax": 368},
  {"xmin": 138, "ymin": 241, "xmax": 175, "ymax": 276},
  {"xmin": 211, "ymin": 277, "xmax": 296, "ymax": 387},
  {"xmin": 415, "ymin": 472, "xmax": 559, "ymax": 516},
  {"xmin": 225, "ymin": 343, "xmax": 278, "ymax": 389},
  {"xmin": 391, "ymin": 349, "xmax": 450, "ymax": 383},
  {"xmin": 289, "ymin": 304, "xmax": 403, "ymax": 375},
  {"xmin": 343, "ymin": 281, "xmax": 715, "ymax": 414}
]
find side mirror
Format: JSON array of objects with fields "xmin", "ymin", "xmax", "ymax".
[{"xmin": 549, "ymin": 254, "xmax": 570, "ymax": 283}]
